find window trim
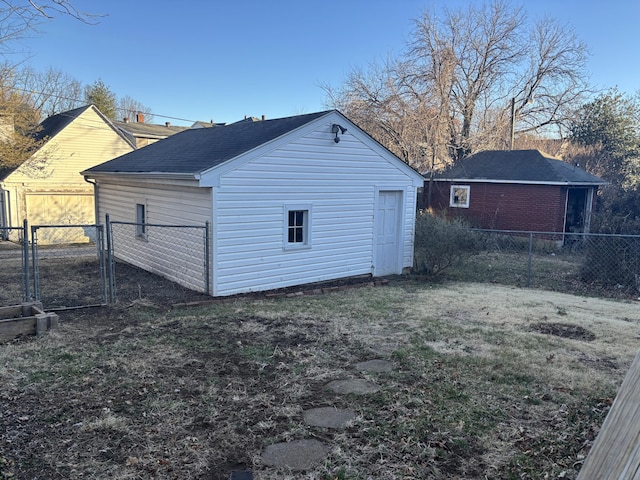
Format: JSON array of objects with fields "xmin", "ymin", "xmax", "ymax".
[
  {"xmin": 450, "ymin": 185, "xmax": 470, "ymax": 208},
  {"xmin": 283, "ymin": 204, "xmax": 312, "ymax": 251},
  {"xmin": 135, "ymin": 202, "xmax": 148, "ymax": 240}
]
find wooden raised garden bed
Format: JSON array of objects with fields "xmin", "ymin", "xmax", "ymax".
[{"xmin": 0, "ymin": 302, "xmax": 59, "ymax": 343}]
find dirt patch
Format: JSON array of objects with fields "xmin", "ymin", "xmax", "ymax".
[
  {"xmin": 530, "ymin": 322, "xmax": 597, "ymax": 341},
  {"xmin": 1, "ymin": 281, "xmax": 639, "ymax": 479}
]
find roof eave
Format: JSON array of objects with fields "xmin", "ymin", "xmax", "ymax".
[
  {"xmin": 431, "ymin": 178, "xmax": 607, "ymax": 186},
  {"xmin": 82, "ymin": 171, "xmax": 197, "ymax": 181}
]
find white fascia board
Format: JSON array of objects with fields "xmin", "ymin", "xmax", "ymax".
[
  {"xmin": 432, "ymin": 178, "xmax": 606, "ymax": 186},
  {"xmin": 83, "ymin": 171, "xmax": 198, "ymax": 187}
]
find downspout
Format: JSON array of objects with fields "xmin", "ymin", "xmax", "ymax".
[{"xmin": 84, "ymin": 176, "xmax": 99, "ymax": 225}]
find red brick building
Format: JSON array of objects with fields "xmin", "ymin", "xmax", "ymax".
[{"xmin": 425, "ymin": 150, "xmax": 606, "ymax": 234}]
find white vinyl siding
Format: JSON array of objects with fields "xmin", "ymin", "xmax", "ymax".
[
  {"xmin": 91, "ymin": 112, "xmax": 422, "ymax": 297},
  {"xmin": 96, "ymin": 180, "xmax": 213, "ymax": 293},
  {"xmin": 210, "ymin": 125, "xmax": 418, "ymax": 296}
]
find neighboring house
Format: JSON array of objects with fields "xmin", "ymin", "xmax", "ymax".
[
  {"xmin": 83, "ymin": 110, "xmax": 424, "ymax": 297},
  {"xmin": 114, "ymin": 113, "xmax": 188, "ymax": 148},
  {"xmin": 0, "ymin": 105, "xmax": 135, "ymax": 243},
  {"xmin": 426, "ymin": 149, "xmax": 607, "ymax": 236},
  {"xmin": 191, "ymin": 120, "xmax": 226, "ymax": 128}
]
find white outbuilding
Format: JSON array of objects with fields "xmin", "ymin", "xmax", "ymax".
[{"xmin": 83, "ymin": 110, "xmax": 424, "ymax": 296}]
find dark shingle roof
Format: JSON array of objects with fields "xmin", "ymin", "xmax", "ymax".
[
  {"xmin": 85, "ymin": 110, "xmax": 334, "ymax": 175},
  {"xmin": 114, "ymin": 121, "xmax": 189, "ymax": 138},
  {"xmin": 434, "ymin": 150, "xmax": 606, "ymax": 185},
  {"xmin": 33, "ymin": 105, "xmax": 93, "ymax": 142}
]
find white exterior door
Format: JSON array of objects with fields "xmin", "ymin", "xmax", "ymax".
[{"xmin": 374, "ymin": 190, "xmax": 402, "ymax": 276}]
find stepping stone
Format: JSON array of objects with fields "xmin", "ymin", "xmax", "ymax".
[
  {"xmin": 229, "ymin": 472, "xmax": 252, "ymax": 480},
  {"xmin": 355, "ymin": 359, "xmax": 393, "ymax": 372},
  {"xmin": 261, "ymin": 439, "xmax": 328, "ymax": 471},
  {"xmin": 303, "ymin": 407, "xmax": 357, "ymax": 428},
  {"xmin": 326, "ymin": 379, "xmax": 380, "ymax": 395}
]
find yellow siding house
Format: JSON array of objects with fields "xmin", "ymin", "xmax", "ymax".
[{"xmin": 0, "ymin": 105, "xmax": 135, "ymax": 243}]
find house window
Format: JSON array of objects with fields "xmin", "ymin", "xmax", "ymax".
[
  {"xmin": 284, "ymin": 205, "xmax": 311, "ymax": 250},
  {"xmin": 450, "ymin": 185, "xmax": 470, "ymax": 208},
  {"xmin": 136, "ymin": 203, "xmax": 147, "ymax": 239}
]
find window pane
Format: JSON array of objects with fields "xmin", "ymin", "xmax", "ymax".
[
  {"xmin": 450, "ymin": 186, "xmax": 470, "ymax": 208},
  {"xmin": 286, "ymin": 209, "xmax": 308, "ymax": 244},
  {"xmin": 136, "ymin": 204, "xmax": 146, "ymax": 236},
  {"xmin": 454, "ymin": 188, "xmax": 467, "ymax": 204}
]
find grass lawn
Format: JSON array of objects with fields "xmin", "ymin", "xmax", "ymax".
[{"xmin": 1, "ymin": 279, "xmax": 639, "ymax": 479}]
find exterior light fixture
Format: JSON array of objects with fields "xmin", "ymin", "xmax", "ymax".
[{"xmin": 332, "ymin": 123, "xmax": 347, "ymax": 143}]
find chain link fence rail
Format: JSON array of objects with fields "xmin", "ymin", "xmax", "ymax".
[
  {"xmin": 31, "ymin": 224, "xmax": 107, "ymax": 310},
  {"xmin": 107, "ymin": 218, "xmax": 210, "ymax": 304},
  {"xmin": 450, "ymin": 229, "xmax": 640, "ymax": 298},
  {"xmin": 0, "ymin": 221, "xmax": 30, "ymax": 306}
]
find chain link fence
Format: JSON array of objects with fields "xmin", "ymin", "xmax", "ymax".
[
  {"xmin": 448, "ymin": 229, "xmax": 640, "ymax": 298},
  {"xmin": 0, "ymin": 223, "xmax": 30, "ymax": 306},
  {"xmin": 107, "ymin": 219, "xmax": 210, "ymax": 304},
  {"xmin": 31, "ymin": 225, "xmax": 107, "ymax": 310},
  {"xmin": 5, "ymin": 219, "xmax": 640, "ymax": 309}
]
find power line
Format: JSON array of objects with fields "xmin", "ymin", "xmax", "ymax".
[{"xmin": 5, "ymin": 85, "xmax": 203, "ymax": 124}]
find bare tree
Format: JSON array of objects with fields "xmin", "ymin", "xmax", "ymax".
[
  {"xmin": 0, "ymin": 1, "xmax": 102, "ymax": 53},
  {"xmin": 118, "ymin": 95, "xmax": 154, "ymax": 123},
  {"xmin": 326, "ymin": 0, "xmax": 590, "ymax": 168},
  {"xmin": 324, "ymin": 57, "xmax": 453, "ymax": 174},
  {"xmin": 15, "ymin": 65, "xmax": 83, "ymax": 117}
]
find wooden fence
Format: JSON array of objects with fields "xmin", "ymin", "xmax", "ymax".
[{"xmin": 577, "ymin": 350, "xmax": 640, "ymax": 479}]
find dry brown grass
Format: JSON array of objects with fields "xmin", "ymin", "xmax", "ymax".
[{"xmin": 1, "ymin": 279, "xmax": 639, "ymax": 479}]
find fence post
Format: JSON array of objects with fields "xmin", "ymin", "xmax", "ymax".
[
  {"xmin": 526, "ymin": 232, "xmax": 533, "ymax": 288},
  {"xmin": 31, "ymin": 225, "xmax": 39, "ymax": 301},
  {"xmin": 205, "ymin": 221, "xmax": 211, "ymax": 295},
  {"xmin": 97, "ymin": 225, "xmax": 108, "ymax": 305},
  {"xmin": 22, "ymin": 219, "xmax": 30, "ymax": 301},
  {"xmin": 105, "ymin": 213, "xmax": 115, "ymax": 303}
]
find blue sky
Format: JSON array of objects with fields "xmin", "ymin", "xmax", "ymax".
[{"xmin": 14, "ymin": 0, "xmax": 640, "ymax": 126}]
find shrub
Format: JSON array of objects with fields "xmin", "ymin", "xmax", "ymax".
[
  {"xmin": 580, "ymin": 235, "xmax": 640, "ymax": 287},
  {"xmin": 413, "ymin": 211, "xmax": 481, "ymax": 275}
]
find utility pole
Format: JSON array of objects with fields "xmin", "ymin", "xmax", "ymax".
[{"xmin": 510, "ymin": 97, "xmax": 516, "ymax": 150}]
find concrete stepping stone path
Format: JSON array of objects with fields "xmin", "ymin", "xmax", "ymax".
[
  {"xmin": 259, "ymin": 359, "xmax": 393, "ymax": 472},
  {"xmin": 303, "ymin": 406, "xmax": 357, "ymax": 429},
  {"xmin": 326, "ymin": 378, "xmax": 381, "ymax": 395},
  {"xmin": 355, "ymin": 359, "xmax": 393, "ymax": 372},
  {"xmin": 261, "ymin": 439, "xmax": 328, "ymax": 471}
]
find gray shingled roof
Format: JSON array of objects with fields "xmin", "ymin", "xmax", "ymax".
[
  {"xmin": 85, "ymin": 110, "xmax": 334, "ymax": 175},
  {"xmin": 434, "ymin": 150, "xmax": 606, "ymax": 185},
  {"xmin": 114, "ymin": 121, "xmax": 189, "ymax": 138},
  {"xmin": 33, "ymin": 105, "xmax": 92, "ymax": 142}
]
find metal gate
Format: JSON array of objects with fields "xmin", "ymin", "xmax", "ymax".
[
  {"xmin": 31, "ymin": 224, "xmax": 107, "ymax": 310},
  {"xmin": 0, "ymin": 221, "xmax": 30, "ymax": 306}
]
